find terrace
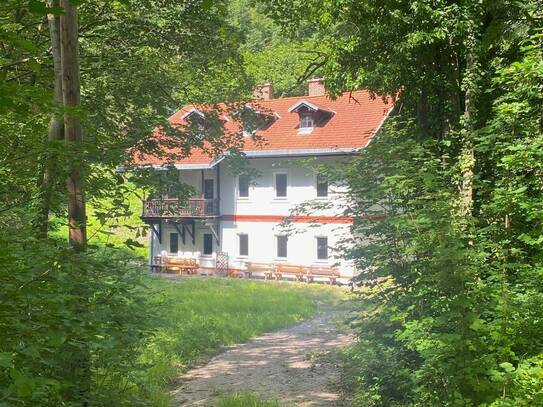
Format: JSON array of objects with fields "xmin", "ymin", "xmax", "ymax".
[{"xmin": 141, "ymin": 197, "xmax": 220, "ymax": 220}]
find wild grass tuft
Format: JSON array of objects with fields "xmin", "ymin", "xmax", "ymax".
[{"xmin": 216, "ymin": 392, "xmax": 285, "ymax": 406}]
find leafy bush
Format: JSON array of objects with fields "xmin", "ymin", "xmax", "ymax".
[{"xmin": 0, "ymin": 235, "xmax": 151, "ymax": 406}]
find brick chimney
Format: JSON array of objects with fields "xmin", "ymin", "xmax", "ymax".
[
  {"xmin": 254, "ymin": 83, "xmax": 274, "ymax": 100},
  {"xmin": 307, "ymin": 78, "xmax": 325, "ymax": 96}
]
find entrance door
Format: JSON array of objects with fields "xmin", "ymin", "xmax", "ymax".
[{"xmin": 204, "ymin": 179, "xmax": 214, "ymax": 199}]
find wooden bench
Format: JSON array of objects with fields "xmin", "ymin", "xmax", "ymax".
[
  {"xmin": 160, "ymin": 257, "xmax": 198, "ymax": 275},
  {"xmin": 274, "ymin": 264, "xmax": 305, "ymax": 282},
  {"xmin": 306, "ymin": 266, "xmax": 340, "ymax": 285},
  {"xmin": 245, "ymin": 262, "xmax": 274, "ymax": 280}
]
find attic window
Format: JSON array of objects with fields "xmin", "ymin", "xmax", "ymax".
[
  {"xmin": 287, "ymin": 99, "xmax": 334, "ymax": 134},
  {"xmin": 182, "ymin": 108, "xmax": 207, "ymax": 137},
  {"xmin": 300, "ymin": 112, "xmax": 314, "ymax": 130},
  {"xmin": 236, "ymin": 104, "xmax": 276, "ymax": 136}
]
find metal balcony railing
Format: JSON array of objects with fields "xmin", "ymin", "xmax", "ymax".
[{"xmin": 142, "ymin": 198, "xmax": 219, "ymax": 218}]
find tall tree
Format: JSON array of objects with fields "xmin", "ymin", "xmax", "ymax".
[
  {"xmin": 60, "ymin": 0, "xmax": 86, "ymax": 251},
  {"xmin": 263, "ymin": 0, "xmax": 543, "ymax": 404},
  {"xmin": 35, "ymin": 0, "xmax": 64, "ymax": 238}
]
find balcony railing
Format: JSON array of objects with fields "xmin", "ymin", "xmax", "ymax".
[{"xmin": 142, "ymin": 198, "xmax": 219, "ymax": 218}]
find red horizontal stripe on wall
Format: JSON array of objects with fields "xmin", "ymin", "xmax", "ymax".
[{"xmin": 221, "ymin": 214, "xmax": 353, "ymax": 224}]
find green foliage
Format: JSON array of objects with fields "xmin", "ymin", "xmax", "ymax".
[
  {"xmin": 0, "ymin": 234, "xmax": 151, "ymax": 406},
  {"xmin": 338, "ymin": 30, "xmax": 542, "ymax": 407},
  {"xmin": 119, "ymin": 277, "xmax": 335, "ymax": 405},
  {"xmin": 229, "ymin": 0, "xmax": 323, "ymax": 96},
  {"xmin": 262, "ymin": 1, "xmax": 543, "ymax": 405},
  {"xmin": 0, "ymin": 230, "xmax": 334, "ymax": 406}
]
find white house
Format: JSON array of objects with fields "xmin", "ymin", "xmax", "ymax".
[{"xmin": 134, "ymin": 80, "xmax": 394, "ymax": 281}]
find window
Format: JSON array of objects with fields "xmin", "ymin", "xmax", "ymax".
[
  {"xmin": 276, "ymin": 235, "xmax": 288, "ymax": 258},
  {"xmin": 170, "ymin": 233, "xmax": 178, "ymax": 254},
  {"xmin": 203, "ymin": 233, "xmax": 213, "ymax": 255},
  {"xmin": 238, "ymin": 174, "xmax": 249, "ymax": 198},
  {"xmin": 275, "ymin": 173, "xmax": 287, "ymax": 198},
  {"xmin": 317, "ymin": 237, "xmax": 328, "ymax": 260},
  {"xmin": 317, "ymin": 174, "xmax": 328, "ymax": 197},
  {"xmin": 204, "ymin": 179, "xmax": 214, "ymax": 199},
  {"xmin": 239, "ymin": 234, "xmax": 248, "ymax": 256},
  {"xmin": 300, "ymin": 112, "xmax": 314, "ymax": 129}
]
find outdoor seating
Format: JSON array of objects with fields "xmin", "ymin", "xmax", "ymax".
[
  {"xmin": 245, "ymin": 262, "xmax": 274, "ymax": 280},
  {"xmin": 306, "ymin": 266, "xmax": 340, "ymax": 285},
  {"xmin": 274, "ymin": 264, "xmax": 305, "ymax": 282},
  {"xmin": 157, "ymin": 256, "xmax": 198, "ymax": 274}
]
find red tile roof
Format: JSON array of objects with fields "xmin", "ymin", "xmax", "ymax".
[{"xmin": 133, "ymin": 90, "xmax": 394, "ymax": 166}]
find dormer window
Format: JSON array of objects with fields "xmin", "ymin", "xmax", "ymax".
[
  {"xmin": 300, "ymin": 112, "xmax": 314, "ymax": 130},
  {"xmin": 236, "ymin": 104, "xmax": 277, "ymax": 136},
  {"xmin": 181, "ymin": 108, "xmax": 208, "ymax": 138},
  {"xmin": 287, "ymin": 99, "xmax": 334, "ymax": 134}
]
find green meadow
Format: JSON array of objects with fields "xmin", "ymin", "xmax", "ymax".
[{"xmin": 132, "ymin": 276, "xmax": 344, "ymax": 406}]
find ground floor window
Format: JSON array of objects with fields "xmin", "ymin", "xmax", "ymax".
[
  {"xmin": 203, "ymin": 233, "xmax": 213, "ymax": 255},
  {"xmin": 276, "ymin": 235, "xmax": 288, "ymax": 258},
  {"xmin": 239, "ymin": 233, "xmax": 248, "ymax": 256},
  {"xmin": 170, "ymin": 232, "xmax": 178, "ymax": 254},
  {"xmin": 316, "ymin": 236, "xmax": 328, "ymax": 260}
]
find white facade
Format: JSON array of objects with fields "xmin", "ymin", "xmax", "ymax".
[{"xmin": 148, "ymin": 155, "xmax": 356, "ymax": 280}]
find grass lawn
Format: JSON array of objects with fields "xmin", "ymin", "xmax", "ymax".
[{"xmin": 135, "ymin": 276, "xmax": 344, "ymax": 406}]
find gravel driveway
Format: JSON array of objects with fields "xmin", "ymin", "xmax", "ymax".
[{"xmin": 172, "ymin": 310, "xmax": 354, "ymax": 406}]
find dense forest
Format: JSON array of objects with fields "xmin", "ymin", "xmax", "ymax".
[
  {"xmin": 1, "ymin": 0, "xmax": 543, "ymax": 406},
  {"xmin": 266, "ymin": 0, "xmax": 543, "ymax": 405}
]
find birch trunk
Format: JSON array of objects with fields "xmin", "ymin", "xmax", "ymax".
[
  {"xmin": 36, "ymin": 0, "xmax": 64, "ymax": 238},
  {"xmin": 60, "ymin": 0, "xmax": 86, "ymax": 251}
]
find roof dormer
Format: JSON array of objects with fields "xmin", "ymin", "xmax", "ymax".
[
  {"xmin": 236, "ymin": 104, "xmax": 277, "ymax": 136},
  {"xmin": 181, "ymin": 107, "xmax": 205, "ymax": 121},
  {"xmin": 181, "ymin": 107, "xmax": 208, "ymax": 138},
  {"xmin": 288, "ymin": 99, "xmax": 334, "ymax": 134}
]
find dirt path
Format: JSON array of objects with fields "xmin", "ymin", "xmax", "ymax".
[{"xmin": 172, "ymin": 310, "xmax": 354, "ymax": 406}]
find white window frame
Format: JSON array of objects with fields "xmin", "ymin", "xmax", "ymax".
[
  {"xmin": 315, "ymin": 235, "xmax": 329, "ymax": 263},
  {"xmin": 273, "ymin": 171, "xmax": 288, "ymax": 200},
  {"xmin": 315, "ymin": 173, "xmax": 329, "ymax": 198},
  {"xmin": 238, "ymin": 233, "xmax": 249, "ymax": 258},
  {"xmin": 275, "ymin": 235, "xmax": 288, "ymax": 260},
  {"xmin": 299, "ymin": 112, "xmax": 314, "ymax": 130},
  {"xmin": 237, "ymin": 174, "xmax": 250, "ymax": 200}
]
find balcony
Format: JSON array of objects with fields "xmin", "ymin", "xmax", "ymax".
[{"xmin": 142, "ymin": 198, "xmax": 220, "ymax": 219}]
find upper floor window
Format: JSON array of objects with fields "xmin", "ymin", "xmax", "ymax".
[
  {"xmin": 316, "ymin": 174, "xmax": 328, "ymax": 197},
  {"xmin": 274, "ymin": 173, "xmax": 287, "ymax": 198},
  {"xmin": 316, "ymin": 236, "xmax": 328, "ymax": 260},
  {"xmin": 239, "ymin": 233, "xmax": 248, "ymax": 257},
  {"xmin": 238, "ymin": 174, "xmax": 249, "ymax": 198}
]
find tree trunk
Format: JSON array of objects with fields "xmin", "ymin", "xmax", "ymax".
[
  {"xmin": 35, "ymin": 0, "xmax": 64, "ymax": 238},
  {"xmin": 60, "ymin": 0, "xmax": 86, "ymax": 251}
]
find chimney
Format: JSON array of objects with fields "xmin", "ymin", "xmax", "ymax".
[
  {"xmin": 307, "ymin": 78, "xmax": 325, "ymax": 96},
  {"xmin": 254, "ymin": 83, "xmax": 274, "ymax": 100}
]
